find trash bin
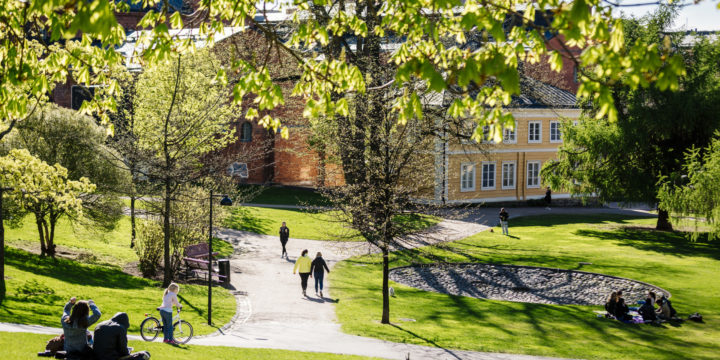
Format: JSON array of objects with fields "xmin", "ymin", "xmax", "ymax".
[{"xmin": 218, "ymin": 259, "xmax": 231, "ymax": 285}]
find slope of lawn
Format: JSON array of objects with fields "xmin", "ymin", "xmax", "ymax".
[
  {"xmin": 330, "ymin": 214, "xmax": 720, "ymax": 360},
  {"xmin": 240, "ymin": 185, "xmax": 331, "ymax": 206},
  {"xmin": 226, "ymin": 206, "xmax": 439, "ymax": 241},
  {"xmin": 0, "ymin": 247, "xmax": 235, "ymax": 337},
  {"xmin": 0, "ymin": 332, "xmax": 382, "ymax": 360}
]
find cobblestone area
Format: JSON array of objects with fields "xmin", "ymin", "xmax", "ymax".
[{"xmin": 390, "ymin": 263, "xmax": 669, "ymax": 305}]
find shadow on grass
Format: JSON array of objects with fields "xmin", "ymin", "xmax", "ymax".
[
  {"xmin": 224, "ymin": 207, "xmax": 273, "ymax": 234},
  {"xmin": 389, "ymin": 324, "xmax": 464, "ymax": 359},
  {"xmin": 5, "ymin": 246, "xmax": 153, "ymax": 289},
  {"xmin": 575, "ymin": 228, "xmax": 720, "ymax": 260},
  {"xmin": 508, "ymin": 213, "xmax": 646, "ymax": 228}
]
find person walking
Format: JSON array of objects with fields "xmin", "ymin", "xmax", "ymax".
[
  {"xmin": 279, "ymin": 222, "xmax": 290, "ymax": 258},
  {"xmin": 310, "ymin": 252, "xmax": 331, "ymax": 297},
  {"xmin": 293, "ymin": 249, "xmax": 312, "ymax": 297},
  {"xmin": 62, "ymin": 297, "xmax": 101, "ymax": 359},
  {"xmin": 499, "ymin": 208, "xmax": 510, "ymax": 236},
  {"xmin": 544, "ymin": 187, "xmax": 552, "ymax": 210}
]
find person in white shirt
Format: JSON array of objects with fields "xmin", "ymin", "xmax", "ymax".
[{"xmin": 158, "ymin": 283, "xmax": 182, "ymax": 344}]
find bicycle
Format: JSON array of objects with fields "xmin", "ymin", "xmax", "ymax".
[{"xmin": 140, "ymin": 308, "xmax": 194, "ymax": 344}]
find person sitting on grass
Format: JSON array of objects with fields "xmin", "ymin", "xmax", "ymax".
[
  {"xmin": 638, "ymin": 297, "xmax": 657, "ymax": 322},
  {"xmin": 93, "ymin": 312, "xmax": 151, "ymax": 360},
  {"xmin": 62, "ymin": 297, "xmax": 101, "ymax": 360},
  {"xmin": 613, "ymin": 297, "xmax": 633, "ymax": 322},
  {"xmin": 604, "ymin": 291, "xmax": 618, "ymax": 316},
  {"xmin": 657, "ymin": 295, "xmax": 677, "ymax": 320}
]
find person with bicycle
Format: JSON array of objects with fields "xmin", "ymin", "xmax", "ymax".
[{"xmin": 158, "ymin": 283, "xmax": 182, "ymax": 344}]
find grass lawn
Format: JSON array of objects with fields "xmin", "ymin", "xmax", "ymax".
[
  {"xmin": 331, "ymin": 214, "xmax": 720, "ymax": 360},
  {"xmin": 225, "ymin": 206, "xmax": 440, "ymax": 241},
  {"xmin": 0, "ymin": 332, "xmax": 382, "ymax": 360},
  {"xmin": 0, "ymin": 247, "xmax": 235, "ymax": 337},
  {"xmin": 240, "ymin": 185, "xmax": 330, "ymax": 206}
]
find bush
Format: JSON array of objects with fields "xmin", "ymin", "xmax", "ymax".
[{"xmin": 136, "ymin": 221, "xmax": 164, "ymax": 277}]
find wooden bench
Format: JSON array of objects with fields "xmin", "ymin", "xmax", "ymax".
[{"xmin": 183, "ymin": 243, "xmax": 226, "ymax": 283}]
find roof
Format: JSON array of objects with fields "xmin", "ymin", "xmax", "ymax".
[{"xmin": 511, "ymin": 77, "xmax": 577, "ymax": 108}]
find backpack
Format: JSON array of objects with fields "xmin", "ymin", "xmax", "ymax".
[
  {"xmin": 45, "ymin": 334, "xmax": 64, "ymax": 354},
  {"xmin": 689, "ymin": 313, "xmax": 703, "ymax": 322}
]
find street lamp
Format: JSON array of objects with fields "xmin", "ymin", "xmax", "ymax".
[{"xmin": 208, "ymin": 190, "xmax": 232, "ymax": 325}]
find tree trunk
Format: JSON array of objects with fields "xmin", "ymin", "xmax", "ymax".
[
  {"xmin": 37, "ymin": 219, "xmax": 47, "ymax": 256},
  {"xmin": 381, "ymin": 247, "xmax": 390, "ymax": 324},
  {"xmin": 42, "ymin": 219, "xmax": 54, "ymax": 258},
  {"xmin": 317, "ymin": 146, "xmax": 327, "ymax": 188},
  {"xmin": 162, "ymin": 179, "xmax": 172, "ymax": 287},
  {"xmin": 1, "ymin": 188, "xmax": 6, "ymax": 303},
  {"xmin": 656, "ymin": 209, "xmax": 673, "ymax": 231},
  {"xmin": 130, "ymin": 196, "xmax": 136, "ymax": 248},
  {"xmin": 48, "ymin": 216, "xmax": 56, "ymax": 258}
]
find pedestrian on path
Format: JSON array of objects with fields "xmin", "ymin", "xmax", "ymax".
[
  {"xmin": 499, "ymin": 208, "xmax": 510, "ymax": 236},
  {"xmin": 293, "ymin": 249, "xmax": 312, "ymax": 297},
  {"xmin": 310, "ymin": 252, "xmax": 331, "ymax": 298},
  {"xmin": 544, "ymin": 187, "xmax": 552, "ymax": 210},
  {"xmin": 279, "ymin": 222, "xmax": 290, "ymax": 258}
]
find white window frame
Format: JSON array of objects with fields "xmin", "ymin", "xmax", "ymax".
[
  {"xmin": 527, "ymin": 161, "xmax": 541, "ymax": 188},
  {"xmin": 482, "ymin": 125, "xmax": 495, "ymax": 144},
  {"xmin": 550, "ymin": 121, "xmax": 562, "ymax": 143},
  {"xmin": 481, "ymin": 161, "xmax": 496, "ymax": 190},
  {"xmin": 460, "ymin": 163, "xmax": 476, "ymax": 192},
  {"xmin": 528, "ymin": 121, "xmax": 542, "ymax": 144},
  {"xmin": 501, "ymin": 161, "xmax": 516, "ymax": 190},
  {"xmin": 503, "ymin": 127, "xmax": 516, "ymax": 144}
]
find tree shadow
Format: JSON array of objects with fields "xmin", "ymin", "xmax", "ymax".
[
  {"xmin": 4, "ymin": 246, "xmax": 152, "ymax": 289},
  {"xmin": 223, "ymin": 207, "xmax": 272, "ymax": 234},
  {"xmin": 575, "ymin": 228, "xmax": 720, "ymax": 260},
  {"xmin": 389, "ymin": 324, "xmax": 464, "ymax": 359}
]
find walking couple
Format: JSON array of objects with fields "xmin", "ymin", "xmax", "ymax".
[{"xmin": 293, "ymin": 249, "xmax": 330, "ymax": 298}]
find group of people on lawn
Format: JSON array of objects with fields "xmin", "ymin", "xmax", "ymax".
[
  {"xmin": 605, "ymin": 290, "xmax": 677, "ymax": 323},
  {"xmin": 280, "ymin": 222, "xmax": 332, "ymax": 298},
  {"xmin": 58, "ymin": 283, "xmax": 184, "ymax": 359}
]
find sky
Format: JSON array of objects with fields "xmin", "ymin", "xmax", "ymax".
[{"xmin": 613, "ymin": 0, "xmax": 720, "ymax": 31}]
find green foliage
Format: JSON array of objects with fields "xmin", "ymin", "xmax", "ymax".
[
  {"xmin": 543, "ymin": 8, "xmax": 720, "ymax": 226},
  {"xmin": 659, "ymin": 135, "xmax": 720, "ymax": 240},
  {"xmin": 332, "ymin": 215, "xmax": 720, "ymax": 359},
  {"xmin": 0, "ymin": 149, "xmax": 95, "ymax": 256}
]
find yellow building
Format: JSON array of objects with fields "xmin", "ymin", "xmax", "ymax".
[{"xmin": 433, "ymin": 81, "xmax": 580, "ymax": 204}]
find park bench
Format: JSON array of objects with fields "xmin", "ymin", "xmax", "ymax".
[{"xmin": 183, "ymin": 243, "xmax": 227, "ymax": 284}]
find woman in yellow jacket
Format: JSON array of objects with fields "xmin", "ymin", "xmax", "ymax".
[{"xmin": 293, "ymin": 249, "xmax": 313, "ymax": 296}]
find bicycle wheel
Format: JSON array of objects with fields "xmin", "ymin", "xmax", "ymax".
[
  {"xmin": 140, "ymin": 317, "xmax": 161, "ymax": 342},
  {"xmin": 172, "ymin": 320, "xmax": 193, "ymax": 344}
]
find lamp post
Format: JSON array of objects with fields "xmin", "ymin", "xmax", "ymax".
[{"xmin": 208, "ymin": 190, "xmax": 232, "ymax": 325}]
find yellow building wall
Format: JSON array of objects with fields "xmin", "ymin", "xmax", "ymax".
[{"xmin": 445, "ymin": 109, "xmax": 579, "ymax": 203}]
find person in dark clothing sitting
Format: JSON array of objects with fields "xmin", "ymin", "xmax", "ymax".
[
  {"xmin": 310, "ymin": 252, "xmax": 331, "ymax": 298},
  {"xmin": 657, "ymin": 295, "xmax": 677, "ymax": 320},
  {"xmin": 638, "ymin": 297, "xmax": 657, "ymax": 322},
  {"xmin": 613, "ymin": 298, "xmax": 632, "ymax": 322},
  {"xmin": 93, "ymin": 312, "xmax": 150, "ymax": 360},
  {"xmin": 604, "ymin": 291, "xmax": 618, "ymax": 315}
]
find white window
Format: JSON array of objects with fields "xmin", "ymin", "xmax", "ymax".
[
  {"xmin": 482, "ymin": 126, "xmax": 495, "ymax": 144},
  {"xmin": 228, "ymin": 162, "xmax": 249, "ymax": 178},
  {"xmin": 501, "ymin": 162, "xmax": 516, "ymax": 189},
  {"xmin": 550, "ymin": 121, "xmax": 562, "ymax": 143},
  {"xmin": 527, "ymin": 161, "xmax": 541, "ymax": 188},
  {"xmin": 481, "ymin": 162, "xmax": 496, "ymax": 190},
  {"xmin": 503, "ymin": 127, "xmax": 516, "ymax": 143},
  {"xmin": 528, "ymin": 121, "xmax": 542, "ymax": 143},
  {"xmin": 460, "ymin": 163, "xmax": 475, "ymax": 192}
]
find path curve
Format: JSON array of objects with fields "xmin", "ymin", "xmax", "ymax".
[{"xmin": 0, "ymin": 206, "xmax": 652, "ymax": 359}]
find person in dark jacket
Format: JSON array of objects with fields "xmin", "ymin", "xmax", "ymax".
[
  {"xmin": 638, "ymin": 297, "xmax": 657, "ymax": 322},
  {"xmin": 93, "ymin": 312, "xmax": 150, "ymax": 360},
  {"xmin": 499, "ymin": 208, "xmax": 510, "ymax": 236},
  {"xmin": 62, "ymin": 297, "xmax": 101, "ymax": 360},
  {"xmin": 279, "ymin": 222, "xmax": 290, "ymax": 258},
  {"xmin": 310, "ymin": 252, "xmax": 331, "ymax": 298},
  {"xmin": 604, "ymin": 291, "xmax": 618, "ymax": 315},
  {"xmin": 613, "ymin": 298, "xmax": 632, "ymax": 322},
  {"xmin": 544, "ymin": 187, "xmax": 552, "ymax": 210}
]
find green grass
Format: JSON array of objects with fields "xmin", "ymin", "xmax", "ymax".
[
  {"xmin": 240, "ymin": 185, "xmax": 331, "ymax": 206},
  {"xmin": 5, "ymin": 215, "xmax": 137, "ymax": 266},
  {"xmin": 211, "ymin": 237, "xmax": 234, "ymax": 258},
  {"xmin": 0, "ymin": 332, "xmax": 382, "ymax": 360},
  {"xmin": 225, "ymin": 206, "xmax": 440, "ymax": 241},
  {"xmin": 0, "ymin": 247, "xmax": 235, "ymax": 337},
  {"xmin": 331, "ymin": 214, "xmax": 720, "ymax": 360}
]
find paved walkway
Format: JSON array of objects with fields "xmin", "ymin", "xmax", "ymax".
[{"xmin": 0, "ymin": 206, "xmax": 653, "ymax": 359}]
